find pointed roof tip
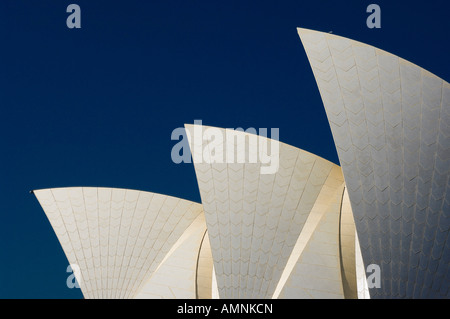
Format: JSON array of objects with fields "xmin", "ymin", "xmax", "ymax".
[
  {"xmin": 296, "ymin": 27, "xmax": 333, "ymax": 36},
  {"xmin": 296, "ymin": 27, "xmax": 329, "ymax": 42},
  {"xmin": 184, "ymin": 123, "xmax": 196, "ymax": 131},
  {"xmin": 296, "ymin": 27, "xmax": 319, "ymax": 34},
  {"xmin": 296, "ymin": 27, "xmax": 308, "ymax": 35},
  {"xmin": 184, "ymin": 123, "xmax": 208, "ymax": 129},
  {"xmin": 296, "ymin": 28, "xmax": 355, "ymax": 49}
]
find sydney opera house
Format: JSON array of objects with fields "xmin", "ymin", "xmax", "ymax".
[{"xmin": 33, "ymin": 29, "xmax": 449, "ymax": 299}]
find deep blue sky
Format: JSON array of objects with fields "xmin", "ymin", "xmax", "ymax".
[{"xmin": 0, "ymin": 0, "xmax": 448, "ymax": 298}]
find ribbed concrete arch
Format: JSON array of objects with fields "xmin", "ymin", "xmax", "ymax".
[
  {"xmin": 278, "ymin": 184, "xmax": 345, "ymax": 298},
  {"xmin": 273, "ymin": 165, "xmax": 345, "ymax": 298},
  {"xmin": 196, "ymin": 231, "xmax": 214, "ymax": 299},
  {"xmin": 135, "ymin": 214, "xmax": 207, "ymax": 299},
  {"xmin": 355, "ymin": 229, "xmax": 371, "ymax": 299},
  {"xmin": 34, "ymin": 187, "xmax": 203, "ymax": 299},
  {"xmin": 185, "ymin": 124, "xmax": 341, "ymax": 298},
  {"xmin": 298, "ymin": 28, "xmax": 450, "ymax": 298},
  {"xmin": 339, "ymin": 187, "xmax": 358, "ymax": 299}
]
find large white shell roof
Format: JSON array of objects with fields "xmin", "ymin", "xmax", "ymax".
[{"xmin": 298, "ymin": 27, "xmax": 449, "ymax": 298}]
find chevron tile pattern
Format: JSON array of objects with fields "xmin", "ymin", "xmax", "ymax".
[
  {"xmin": 185, "ymin": 124, "xmax": 341, "ymax": 298},
  {"xmin": 298, "ymin": 28, "xmax": 450, "ymax": 298},
  {"xmin": 34, "ymin": 187, "xmax": 203, "ymax": 299}
]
